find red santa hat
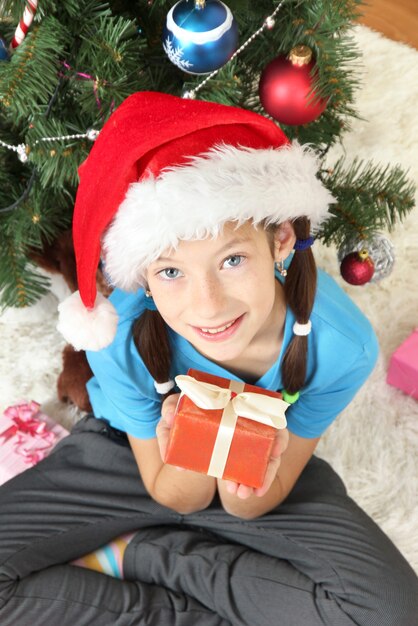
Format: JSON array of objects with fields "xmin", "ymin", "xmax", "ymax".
[{"xmin": 57, "ymin": 91, "xmax": 334, "ymax": 351}]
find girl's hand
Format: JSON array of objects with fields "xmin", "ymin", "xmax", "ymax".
[
  {"xmin": 156, "ymin": 393, "xmax": 181, "ymax": 464},
  {"xmin": 222, "ymin": 427, "xmax": 290, "ymax": 499}
]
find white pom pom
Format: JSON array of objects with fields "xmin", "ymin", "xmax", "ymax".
[{"xmin": 57, "ymin": 291, "xmax": 119, "ymax": 351}]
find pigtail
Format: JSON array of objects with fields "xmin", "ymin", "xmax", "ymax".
[
  {"xmin": 132, "ymin": 310, "xmax": 173, "ymax": 399},
  {"xmin": 281, "ymin": 217, "xmax": 317, "ymax": 394}
]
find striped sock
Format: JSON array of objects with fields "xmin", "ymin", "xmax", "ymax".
[{"xmin": 71, "ymin": 531, "xmax": 136, "ymax": 579}]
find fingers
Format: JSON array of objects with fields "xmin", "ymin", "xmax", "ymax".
[
  {"xmin": 156, "ymin": 421, "xmax": 169, "ymax": 462},
  {"xmin": 255, "ymin": 460, "xmax": 278, "ymax": 497},
  {"xmin": 279, "ymin": 427, "xmax": 290, "ymax": 455},
  {"xmin": 236, "ymin": 484, "xmax": 253, "ymax": 499},
  {"xmin": 157, "ymin": 414, "xmax": 176, "ymax": 457},
  {"xmin": 225, "ymin": 480, "xmax": 238, "ymax": 495},
  {"xmin": 224, "ymin": 480, "xmax": 254, "ymax": 499},
  {"xmin": 255, "ymin": 448, "xmax": 283, "ymax": 497},
  {"xmin": 270, "ymin": 427, "xmax": 289, "ymax": 459},
  {"xmin": 161, "ymin": 393, "xmax": 180, "ymax": 425},
  {"xmin": 157, "ymin": 393, "xmax": 181, "ymax": 462}
]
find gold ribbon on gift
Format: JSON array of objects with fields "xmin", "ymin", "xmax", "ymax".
[{"xmin": 175, "ymin": 375, "xmax": 289, "ymax": 479}]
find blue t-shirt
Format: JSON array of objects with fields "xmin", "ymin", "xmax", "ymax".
[{"xmin": 86, "ymin": 269, "xmax": 378, "ymax": 439}]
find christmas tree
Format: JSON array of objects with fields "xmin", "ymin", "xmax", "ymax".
[{"xmin": 0, "ymin": 0, "xmax": 415, "ymax": 307}]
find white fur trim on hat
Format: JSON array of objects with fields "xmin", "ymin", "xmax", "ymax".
[
  {"xmin": 57, "ymin": 291, "xmax": 119, "ymax": 351},
  {"xmin": 102, "ymin": 142, "xmax": 335, "ymax": 292}
]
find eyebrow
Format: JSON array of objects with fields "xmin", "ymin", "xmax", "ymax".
[{"xmin": 155, "ymin": 236, "xmax": 254, "ymax": 264}]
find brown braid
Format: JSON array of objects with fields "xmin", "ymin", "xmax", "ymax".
[
  {"xmin": 281, "ymin": 217, "xmax": 317, "ymax": 394},
  {"xmin": 132, "ymin": 309, "xmax": 173, "ymax": 398}
]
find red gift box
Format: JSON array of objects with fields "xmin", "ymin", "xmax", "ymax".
[
  {"xmin": 387, "ymin": 329, "xmax": 418, "ymax": 400},
  {"xmin": 165, "ymin": 369, "xmax": 288, "ymax": 489},
  {"xmin": 0, "ymin": 401, "xmax": 69, "ymax": 486}
]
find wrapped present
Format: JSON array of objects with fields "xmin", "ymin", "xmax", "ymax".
[
  {"xmin": 165, "ymin": 369, "xmax": 289, "ymax": 489},
  {"xmin": 0, "ymin": 401, "xmax": 69, "ymax": 486},
  {"xmin": 387, "ymin": 329, "xmax": 418, "ymax": 400}
]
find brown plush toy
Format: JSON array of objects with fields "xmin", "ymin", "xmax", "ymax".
[
  {"xmin": 57, "ymin": 345, "xmax": 94, "ymax": 412},
  {"xmin": 30, "ymin": 230, "xmax": 113, "ymax": 412}
]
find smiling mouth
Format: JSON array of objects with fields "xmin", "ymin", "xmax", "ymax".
[
  {"xmin": 192, "ymin": 315, "xmax": 244, "ymax": 341},
  {"xmin": 199, "ymin": 319, "xmax": 237, "ymax": 334}
]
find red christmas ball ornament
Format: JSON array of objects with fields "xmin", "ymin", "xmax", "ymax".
[
  {"xmin": 340, "ymin": 250, "xmax": 375, "ymax": 286},
  {"xmin": 259, "ymin": 45, "xmax": 328, "ymax": 125}
]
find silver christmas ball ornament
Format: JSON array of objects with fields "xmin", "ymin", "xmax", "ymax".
[{"xmin": 337, "ymin": 233, "xmax": 395, "ymax": 282}]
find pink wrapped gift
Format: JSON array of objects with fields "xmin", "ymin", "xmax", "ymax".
[
  {"xmin": 0, "ymin": 401, "xmax": 69, "ymax": 486},
  {"xmin": 387, "ymin": 330, "xmax": 418, "ymax": 400}
]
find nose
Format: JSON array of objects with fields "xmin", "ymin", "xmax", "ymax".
[{"xmin": 189, "ymin": 275, "xmax": 226, "ymax": 322}]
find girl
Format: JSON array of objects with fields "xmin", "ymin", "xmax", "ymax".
[{"xmin": 0, "ymin": 92, "xmax": 416, "ymax": 626}]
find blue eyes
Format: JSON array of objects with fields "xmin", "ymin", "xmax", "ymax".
[
  {"xmin": 223, "ymin": 255, "xmax": 244, "ymax": 268},
  {"xmin": 160, "ymin": 268, "xmax": 183, "ymax": 280},
  {"xmin": 158, "ymin": 255, "xmax": 244, "ymax": 280}
]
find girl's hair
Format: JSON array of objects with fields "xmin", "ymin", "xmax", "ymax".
[
  {"xmin": 280, "ymin": 217, "xmax": 317, "ymax": 394},
  {"xmin": 132, "ymin": 305, "xmax": 172, "ymax": 394},
  {"xmin": 132, "ymin": 216, "xmax": 316, "ymax": 395}
]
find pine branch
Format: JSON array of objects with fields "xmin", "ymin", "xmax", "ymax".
[
  {"xmin": 0, "ymin": 235, "xmax": 51, "ymax": 308},
  {"xmin": 318, "ymin": 158, "xmax": 416, "ymax": 247},
  {"xmin": 0, "ymin": 18, "xmax": 70, "ymax": 121},
  {"xmin": 27, "ymin": 117, "xmax": 92, "ymax": 189}
]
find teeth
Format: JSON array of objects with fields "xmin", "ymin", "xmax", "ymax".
[{"xmin": 200, "ymin": 319, "xmax": 235, "ymax": 334}]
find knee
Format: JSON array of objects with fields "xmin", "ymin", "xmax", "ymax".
[
  {"xmin": 349, "ymin": 565, "xmax": 418, "ymax": 626},
  {"xmin": 380, "ymin": 575, "xmax": 418, "ymax": 626}
]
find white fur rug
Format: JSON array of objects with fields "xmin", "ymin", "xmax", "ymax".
[{"xmin": 1, "ymin": 26, "xmax": 417, "ymax": 572}]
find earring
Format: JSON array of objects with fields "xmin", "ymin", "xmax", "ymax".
[
  {"xmin": 144, "ymin": 289, "xmax": 158, "ymax": 311},
  {"xmin": 276, "ymin": 260, "xmax": 287, "ymax": 277}
]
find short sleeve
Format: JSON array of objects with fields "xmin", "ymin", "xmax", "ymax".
[
  {"xmin": 286, "ymin": 332, "xmax": 379, "ymax": 438},
  {"xmin": 86, "ymin": 348, "xmax": 162, "ymax": 439}
]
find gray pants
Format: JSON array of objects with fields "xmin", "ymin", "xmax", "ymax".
[{"xmin": 0, "ymin": 415, "xmax": 417, "ymax": 626}]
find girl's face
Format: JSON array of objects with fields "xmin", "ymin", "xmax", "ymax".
[{"xmin": 146, "ymin": 221, "xmax": 288, "ymax": 365}]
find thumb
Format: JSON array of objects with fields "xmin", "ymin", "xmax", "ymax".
[{"xmin": 161, "ymin": 393, "xmax": 180, "ymax": 425}]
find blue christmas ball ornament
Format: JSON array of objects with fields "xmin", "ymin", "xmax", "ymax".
[
  {"xmin": 0, "ymin": 37, "xmax": 10, "ymax": 62},
  {"xmin": 163, "ymin": 0, "xmax": 238, "ymax": 75}
]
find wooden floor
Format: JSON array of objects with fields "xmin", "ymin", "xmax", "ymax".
[{"xmin": 358, "ymin": 0, "xmax": 418, "ymax": 49}]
